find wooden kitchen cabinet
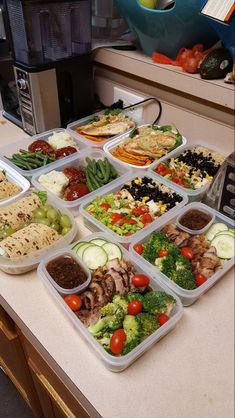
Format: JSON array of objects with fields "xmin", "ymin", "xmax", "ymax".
[{"xmin": 0, "ymin": 306, "xmax": 43, "ymax": 418}]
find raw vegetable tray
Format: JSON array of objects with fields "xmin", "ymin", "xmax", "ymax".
[
  {"xmin": 0, "ymin": 159, "xmax": 30, "ymax": 206},
  {"xmin": 103, "ymin": 124, "xmax": 187, "ymax": 170},
  {"xmin": 130, "ymin": 202, "xmax": 235, "ymax": 306},
  {"xmin": 31, "ymin": 149, "xmax": 132, "ymax": 215},
  {"xmin": 37, "ymin": 232, "xmax": 183, "ymax": 372},
  {"xmin": 0, "ymin": 192, "xmax": 77, "ymax": 275},
  {"xmin": 79, "ymin": 172, "xmax": 188, "ymax": 245},
  {"xmin": 0, "ymin": 128, "xmax": 89, "ymax": 179},
  {"xmin": 149, "ymin": 143, "xmax": 225, "ymax": 202}
]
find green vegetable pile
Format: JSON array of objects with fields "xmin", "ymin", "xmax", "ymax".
[
  {"xmin": 88, "ymin": 291, "xmax": 176, "ymax": 356},
  {"xmin": 7, "ymin": 150, "xmax": 55, "ymax": 170},
  {"xmin": 143, "ymin": 231, "xmax": 196, "ymax": 290},
  {"xmin": 85, "ymin": 157, "xmax": 119, "ymax": 192}
]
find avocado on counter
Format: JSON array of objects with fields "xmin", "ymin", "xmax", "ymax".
[{"xmin": 199, "ymin": 48, "xmax": 233, "ymax": 80}]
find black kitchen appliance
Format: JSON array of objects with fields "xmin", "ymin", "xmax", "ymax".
[{"xmin": 2, "ymin": 0, "xmax": 93, "ymax": 135}]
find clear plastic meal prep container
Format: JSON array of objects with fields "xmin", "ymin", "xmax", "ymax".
[
  {"xmin": 0, "ymin": 159, "xmax": 30, "ymax": 206},
  {"xmin": 129, "ymin": 202, "xmax": 235, "ymax": 306},
  {"xmin": 103, "ymin": 124, "xmax": 187, "ymax": 170},
  {"xmin": 149, "ymin": 143, "xmax": 226, "ymax": 202},
  {"xmin": 79, "ymin": 172, "xmax": 188, "ymax": 246},
  {"xmin": 0, "ymin": 193, "xmax": 77, "ymax": 275},
  {"xmin": 67, "ymin": 108, "xmax": 141, "ymax": 149},
  {"xmin": 31, "ymin": 149, "xmax": 132, "ymax": 216},
  {"xmin": 37, "ymin": 231, "xmax": 183, "ymax": 372},
  {"xmin": 0, "ymin": 128, "xmax": 89, "ymax": 179}
]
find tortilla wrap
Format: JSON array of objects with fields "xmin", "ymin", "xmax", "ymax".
[
  {"xmin": 0, "ymin": 194, "xmax": 41, "ymax": 230},
  {"xmin": 0, "ymin": 223, "xmax": 60, "ymax": 258},
  {"xmin": 0, "ymin": 179, "xmax": 22, "ymax": 200}
]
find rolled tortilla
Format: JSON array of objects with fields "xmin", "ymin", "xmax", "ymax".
[
  {"xmin": 0, "ymin": 194, "xmax": 41, "ymax": 230},
  {"xmin": 0, "ymin": 223, "xmax": 60, "ymax": 258},
  {"xmin": 0, "ymin": 179, "xmax": 22, "ymax": 200}
]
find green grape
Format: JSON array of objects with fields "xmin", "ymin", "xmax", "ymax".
[
  {"xmin": 60, "ymin": 215, "xmax": 72, "ymax": 228},
  {"xmin": 47, "ymin": 208, "xmax": 60, "ymax": 222},
  {"xmin": 5, "ymin": 227, "xmax": 15, "ymax": 237},
  {"xmin": 0, "ymin": 230, "xmax": 8, "ymax": 239},
  {"xmin": 50, "ymin": 223, "xmax": 61, "ymax": 232},
  {"xmin": 35, "ymin": 218, "xmax": 51, "ymax": 227},
  {"xmin": 33, "ymin": 208, "xmax": 47, "ymax": 219},
  {"xmin": 61, "ymin": 226, "xmax": 71, "ymax": 236},
  {"xmin": 43, "ymin": 204, "xmax": 54, "ymax": 213}
]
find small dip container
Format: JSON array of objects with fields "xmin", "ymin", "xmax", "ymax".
[
  {"xmin": 43, "ymin": 249, "xmax": 91, "ymax": 295},
  {"xmin": 176, "ymin": 203, "xmax": 215, "ymax": 235}
]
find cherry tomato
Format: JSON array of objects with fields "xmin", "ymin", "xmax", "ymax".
[
  {"xmin": 109, "ymin": 329, "xmax": 126, "ymax": 355},
  {"xmin": 63, "ymin": 167, "xmax": 86, "ymax": 184},
  {"xmin": 158, "ymin": 313, "xmax": 170, "ymax": 326},
  {"xmin": 132, "ymin": 274, "xmax": 150, "ymax": 287},
  {"xmin": 64, "ymin": 295, "xmax": 82, "ymax": 312},
  {"xmin": 128, "ymin": 300, "xmax": 143, "ymax": 315},
  {"xmin": 55, "ymin": 146, "xmax": 77, "ymax": 159},
  {"xmin": 156, "ymin": 163, "xmax": 171, "ymax": 176},
  {"xmin": 132, "ymin": 205, "xmax": 148, "ymax": 216},
  {"xmin": 133, "ymin": 243, "xmax": 144, "ymax": 255},
  {"xmin": 181, "ymin": 247, "xmax": 194, "ymax": 260},
  {"xmin": 28, "ymin": 139, "xmax": 55, "ymax": 156},
  {"xmin": 195, "ymin": 273, "xmax": 207, "ymax": 286},
  {"xmin": 100, "ymin": 203, "xmax": 111, "ymax": 211},
  {"xmin": 140, "ymin": 213, "xmax": 153, "ymax": 225},
  {"xmin": 158, "ymin": 249, "xmax": 169, "ymax": 257},
  {"xmin": 110, "ymin": 213, "xmax": 124, "ymax": 223},
  {"xmin": 123, "ymin": 218, "xmax": 137, "ymax": 225},
  {"xmin": 64, "ymin": 183, "xmax": 89, "ymax": 201}
]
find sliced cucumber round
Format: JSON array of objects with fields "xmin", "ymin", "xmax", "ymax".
[
  {"xmin": 211, "ymin": 234, "xmax": 235, "ymax": 259},
  {"xmin": 102, "ymin": 242, "xmax": 122, "ymax": 261},
  {"xmin": 90, "ymin": 238, "xmax": 108, "ymax": 247},
  {"xmin": 205, "ymin": 222, "xmax": 228, "ymax": 241},
  {"xmin": 75, "ymin": 243, "xmax": 93, "ymax": 258},
  {"xmin": 72, "ymin": 241, "xmax": 87, "ymax": 252},
  {"xmin": 228, "ymin": 229, "xmax": 235, "ymax": 235},
  {"xmin": 82, "ymin": 244, "xmax": 108, "ymax": 269},
  {"xmin": 214, "ymin": 231, "xmax": 235, "ymax": 238}
]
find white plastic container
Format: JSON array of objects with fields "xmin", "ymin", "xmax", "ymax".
[
  {"xmin": 37, "ymin": 231, "xmax": 183, "ymax": 372},
  {"xmin": 103, "ymin": 124, "xmax": 187, "ymax": 170},
  {"xmin": 40, "ymin": 249, "xmax": 91, "ymax": 296},
  {"xmin": 31, "ymin": 149, "xmax": 132, "ymax": 215},
  {"xmin": 0, "ymin": 193, "xmax": 77, "ymax": 275},
  {"xmin": 67, "ymin": 109, "xmax": 138, "ymax": 149},
  {"xmin": 149, "ymin": 143, "xmax": 226, "ymax": 202},
  {"xmin": 79, "ymin": 172, "xmax": 188, "ymax": 245},
  {"xmin": 130, "ymin": 202, "xmax": 235, "ymax": 306},
  {"xmin": 176, "ymin": 204, "xmax": 215, "ymax": 235},
  {"xmin": 0, "ymin": 128, "xmax": 89, "ymax": 179},
  {"xmin": 0, "ymin": 159, "xmax": 30, "ymax": 206}
]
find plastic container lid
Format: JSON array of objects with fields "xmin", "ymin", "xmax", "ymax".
[
  {"xmin": 0, "ymin": 192, "xmax": 77, "ymax": 275},
  {"xmin": 0, "ymin": 128, "xmax": 89, "ymax": 179},
  {"xmin": 103, "ymin": 124, "xmax": 187, "ymax": 170},
  {"xmin": 149, "ymin": 143, "xmax": 226, "ymax": 201},
  {"xmin": 79, "ymin": 172, "xmax": 188, "ymax": 245},
  {"xmin": 176, "ymin": 204, "xmax": 215, "ymax": 235},
  {"xmin": 0, "ymin": 159, "xmax": 30, "ymax": 206},
  {"xmin": 129, "ymin": 202, "xmax": 235, "ymax": 306},
  {"xmin": 31, "ymin": 148, "xmax": 132, "ymax": 215},
  {"xmin": 37, "ymin": 231, "xmax": 183, "ymax": 372},
  {"xmin": 40, "ymin": 249, "xmax": 91, "ymax": 296}
]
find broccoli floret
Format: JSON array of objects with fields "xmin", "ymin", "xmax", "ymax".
[
  {"xmin": 98, "ymin": 332, "xmax": 112, "ymax": 352},
  {"xmin": 88, "ymin": 317, "xmax": 108, "ymax": 337},
  {"xmin": 143, "ymin": 231, "xmax": 169, "ymax": 263},
  {"xmin": 127, "ymin": 293, "xmax": 144, "ymax": 304},
  {"xmin": 136, "ymin": 313, "xmax": 159, "ymax": 340},
  {"xmin": 171, "ymin": 269, "xmax": 196, "ymax": 290},
  {"xmin": 112, "ymin": 295, "xmax": 128, "ymax": 314},
  {"xmin": 122, "ymin": 315, "xmax": 140, "ymax": 355},
  {"xmin": 89, "ymin": 303, "xmax": 125, "ymax": 337},
  {"xmin": 143, "ymin": 291, "xmax": 176, "ymax": 315},
  {"xmin": 160, "ymin": 255, "xmax": 176, "ymax": 277},
  {"xmin": 168, "ymin": 243, "xmax": 180, "ymax": 259}
]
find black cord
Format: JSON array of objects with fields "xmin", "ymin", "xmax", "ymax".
[{"xmin": 123, "ymin": 97, "xmax": 162, "ymax": 125}]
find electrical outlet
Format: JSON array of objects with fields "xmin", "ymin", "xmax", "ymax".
[{"xmin": 113, "ymin": 86, "xmax": 145, "ymax": 124}]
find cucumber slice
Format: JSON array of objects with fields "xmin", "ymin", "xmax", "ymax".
[
  {"xmin": 90, "ymin": 238, "xmax": 108, "ymax": 246},
  {"xmin": 214, "ymin": 231, "xmax": 235, "ymax": 238},
  {"xmin": 205, "ymin": 222, "xmax": 228, "ymax": 241},
  {"xmin": 82, "ymin": 245, "xmax": 108, "ymax": 269},
  {"xmin": 72, "ymin": 241, "xmax": 87, "ymax": 252},
  {"xmin": 102, "ymin": 242, "xmax": 122, "ymax": 261},
  {"xmin": 211, "ymin": 234, "xmax": 235, "ymax": 259},
  {"xmin": 75, "ymin": 243, "xmax": 93, "ymax": 258},
  {"xmin": 228, "ymin": 229, "xmax": 235, "ymax": 235}
]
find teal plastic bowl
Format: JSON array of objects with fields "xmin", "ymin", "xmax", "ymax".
[{"xmin": 116, "ymin": 0, "xmax": 218, "ymax": 58}]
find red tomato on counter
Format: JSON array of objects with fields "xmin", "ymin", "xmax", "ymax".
[{"xmin": 110, "ymin": 329, "xmax": 126, "ymax": 355}]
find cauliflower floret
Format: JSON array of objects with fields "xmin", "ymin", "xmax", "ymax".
[
  {"xmin": 48, "ymin": 131, "xmax": 79, "ymax": 151},
  {"xmin": 38, "ymin": 171, "xmax": 69, "ymax": 197}
]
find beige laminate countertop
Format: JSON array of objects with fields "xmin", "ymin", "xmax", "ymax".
[{"xmin": 0, "ymin": 115, "xmax": 234, "ymax": 418}]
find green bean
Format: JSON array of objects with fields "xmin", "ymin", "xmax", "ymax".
[
  {"xmin": 103, "ymin": 158, "xmax": 111, "ymax": 183},
  {"xmin": 86, "ymin": 174, "xmax": 95, "ymax": 192},
  {"xmin": 11, "ymin": 157, "xmax": 31, "ymax": 170},
  {"xmin": 110, "ymin": 163, "xmax": 118, "ymax": 178},
  {"xmin": 97, "ymin": 160, "xmax": 106, "ymax": 178},
  {"xmin": 88, "ymin": 171, "xmax": 101, "ymax": 190}
]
